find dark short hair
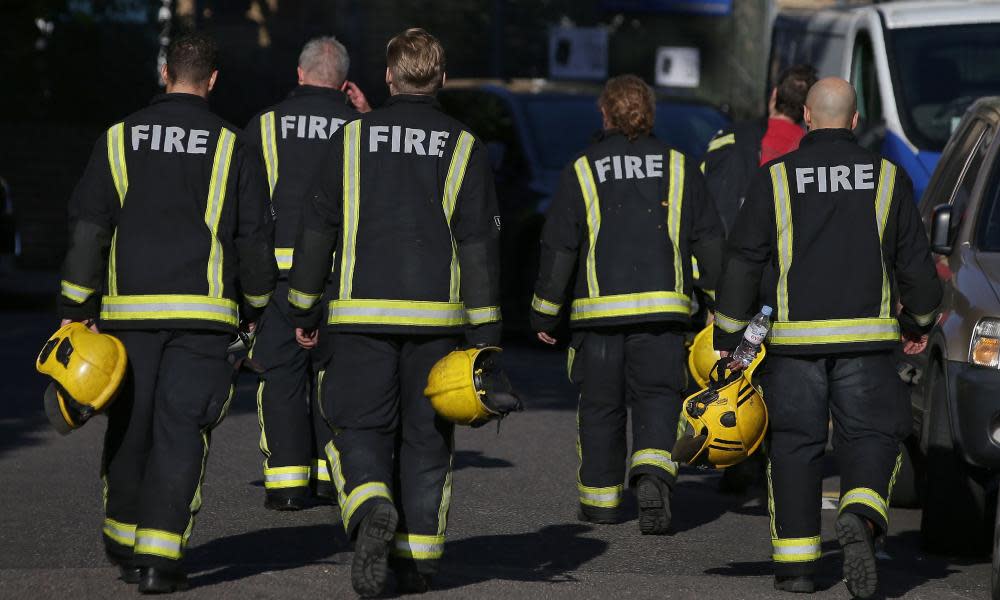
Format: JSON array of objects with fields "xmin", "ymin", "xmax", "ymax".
[
  {"xmin": 775, "ymin": 64, "xmax": 818, "ymax": 123},
  {"xmin": 166, "ymin": 32, "xmax": 218, "ymax": 84}
]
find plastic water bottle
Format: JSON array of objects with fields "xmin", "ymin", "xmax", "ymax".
[{"xmin": 731, "ymin": 305, "xmax": 772, "ymax": 369}]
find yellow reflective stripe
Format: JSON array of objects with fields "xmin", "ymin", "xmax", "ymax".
[
  {"xmin": 667, "ymin": 150, "xmax": 685, "ymax": 293},
  {"xmin": 911, "ymin": 310, "xmax": 936, "ymax": 327},
  {"xmin": 444, "ymin": 131, "xmax": 475, "ymax": 302},
  {"xmin": 839, "ymin": 487, "xmax": 888, "ymax": 521},
  {"xmin": 570, "ymin": 291, "xmax": 690, "ymax": 321},
  {"xmin": 699, "ymin": 161, "xmax": 706, "ymax": 174},
  {"xmin": 630, "ymin": 448, "xmax": 678, "ymax": 477},
  {"xmin": 766, "ymin": 459, "xmax": 777, "ymax": 539},
  {"xmin": 206, "ymin": 128, "xmax": 236, "ymax": 298},
  {"xmin": 103, "ymin": 518, "xmax": 136, "ymax": 547},
  {"xmin": 771, "ymin": 163, "xmax": 793, "ymax": 322},
  {"xmin": 325, "ymin": 440, "xmax": 351, "ymax": 527},
  {"xmin": 244, "ymin": 291, "xmax": 272, "ymax": 309},
  {"xmin": 264, "ymin": 465, "xmax": 310, "ymax": 489},
  {"xmin": 578, "ymin": 482, "xmax": 623, "ymax": 508},
  {"xmin": 100, "ymin": 294, "xmax": 238, "ymax": 326},
  {"xmin": 260, "ymin": 111, "xmax": 279, "ymax": 197},
  {"xmin": 107, "ymin": 122, "xmax": 128, "ymax": 296},
  {"xmin": 341, "ymin": 482, "xmax": 393, "ymax": 530},
  {"xmin": 772, "ymin": 536, "xmax": 822, "ymax": 562},
  {"xmin": 313, "ymin": 459, "xmax": 331, "ymax": 482},
  {"xmin": 328, "ymin": 299, "xmax": 466, "ymax": 327},
  {"xmin": 887, "ymin": 451, "xmax": 902, "ymax": 504},
  {"xmin": 715, "ymin": 311, "xmax": 749, "ymax": 334},
  {"xmin": 707, "ymin": 133, "xmax": 735, "ymax": 152},
  {"xmin": 392, "ymin": 533, "xmax": 445, "ymax": 560},
  {"xmin": 466, "ymin": 306, "xmax": 501, "ymax": 325},
  {"xmin": 575, "ymin": 156, "xmax": 601, "ymax": 297},
  {"xmin": 875, "ymin": 160, "xmax": 896, "ymax": 318},
  {"xmin": 339, "ymin": 120, "xmax": 362, "ymax": 300},
  {"xmin": 531, "ymin": 294, "xmax": 561, "ymax": 316},
  {"xmin": 61, "ymin": 280, "xmax": 94, "ymax": 303},
  {"xmin": 256, "ymin": 380, "xmax": 271, "ymax": 460},
  {"xmin": 134, "ymin": 529, "xmax": 183, "ymax": 560},
  {"xmin": 275, "ymin": 247, "xmax": 294, "ymax": 271},
  {"xmin": 770, "ymin": 317, "xmax": 899, "ymax": 345},
  {"xmin": 691, "ymin": 256, "xmax": 700, "ymax": 280},
  {"xmin": 437, "ymin": 448, "xmax": 454, "ymax": 536},
  {"xmin": 288, "ymin": 287, "xmax": 321, "ymax": 310}
]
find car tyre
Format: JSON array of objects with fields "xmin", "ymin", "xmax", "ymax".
[{"xmin": 889, "ymin": 436, "xmax": 923, "ymax": 508}]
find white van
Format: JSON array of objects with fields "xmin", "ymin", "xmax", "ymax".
[{"xmin": 770, "ymin": 0, "xmax": 1000, "ymax": 200}]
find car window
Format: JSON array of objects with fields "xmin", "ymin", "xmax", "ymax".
[
  {"xmin": 951, "ymin": 125, "xmax": 994, "ymax": 231},
  {"xmin": 975, "ymin": 143, "xmax": 1000, "ymax": 252},
  {"xmin": 920, "ymin": 118, "xmax": 987, "ymax": 215},
  {"xmin": 438, "ymin": 90, "xmax": 526, "ymax": 176}
]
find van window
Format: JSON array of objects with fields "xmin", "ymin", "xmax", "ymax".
[
  {"xmin": 852, "ymin": 34, "xmax": 882, "ymax": 127},
  {"xmin": 921, "ymin": 118, "xmax": 987, "ymax": 212}
]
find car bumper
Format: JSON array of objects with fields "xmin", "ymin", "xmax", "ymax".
[{"xmin": 949, "ymin": 360, "xmax": 1000, "ymax": 470}]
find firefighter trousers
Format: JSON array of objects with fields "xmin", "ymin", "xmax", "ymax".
[
  {"xmin": 101, "ymin": 329, "xmax": 233, "ymax": 570},
  {"xmin": 569, "ymin": 325, "xmax": 687, "ymax": 517},
  {"xmin": 322, "ymin": 332, "xmax": 459, "ymax": 575},
  {"xmin": 762, "ymin": 351, "xmax": 908, "ymax": 576},
  {"xmin": 253, "ymin": 282, "xmax": 334, "ymax": 499}
]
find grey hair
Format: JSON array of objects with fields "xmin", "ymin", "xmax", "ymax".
[{"xmin": 298, "ymin": 36, "xmax": 350, "ymax": 87}]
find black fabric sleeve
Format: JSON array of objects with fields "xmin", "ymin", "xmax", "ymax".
[
  {"xmin": 233, "ymin": 141, "xmax": 278, "ymax": 322},
  {"xmin": 891, "ymin": 169, "xmax": 942, "ymax": 335},
  {"xmin": 713, "ymin": 169, "xmax": 774, "ymax": 351},
  {"xmin": 452, "ymin": 139, "xmax": 502, "ymax": 347},
  {"xmin": 530, "ymin": 165, "xmax": 582, "ymax": 334},
  {"xmin": 701, "ymin": 128, "xmax": 740, "ymax": 237},
  {"xmin": 685, "ymin": 161, "xmax": 725, "ymax": 293},
  {"xmin": 58, "ymin": 135, "xmax": 117, "ymax": 321}
]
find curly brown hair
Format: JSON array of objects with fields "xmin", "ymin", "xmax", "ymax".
[{"xmin": 599, "ymin": 75, "xmax": 655, "ymax": 141}]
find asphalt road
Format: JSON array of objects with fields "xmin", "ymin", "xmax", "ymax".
[{"xmin": 0, "ymin": 308, "xmax": 992, "ymax": 599}]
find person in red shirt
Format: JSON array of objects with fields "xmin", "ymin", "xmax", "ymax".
[{"xmin": 759, "ymin": 66, "xmax": 816, "ymax": 164}]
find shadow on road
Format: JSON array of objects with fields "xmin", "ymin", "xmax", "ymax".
[
  {"xmin": 454, "ymin": 449, "xmax": 514, "ymax": 471},
  {"xmin": 436, "ymin": 524, "xmax": 608, "ymax": 590}
]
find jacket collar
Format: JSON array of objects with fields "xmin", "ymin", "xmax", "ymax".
[
  {"xmin": 150, "ymin": 93, "xmax": 209, "ymax": 109},
  {"xmin": 289, "ymin": 85, "xmax": 348, "ymax": 103},
  {"xmin": 799, "ymin": 128, "xmax": 857, "ymax": 147},
  {"xmin": 384, "ymin": 93, "xmax": 441, "ymax": 109}
]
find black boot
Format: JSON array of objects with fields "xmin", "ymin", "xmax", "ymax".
[
  {"xmin": 265, "ymin": 493, "xmax": 308, "ymax": 511},
  {"xmin": 118, "ymin": 566, "xmax": 142, "ymax": 584},
  {"xmin": 351, "ymin": 502, "xmax": 398, "ymax": 598},
  {"xmin": 636, "ymin": 475, "xmax": 672, "ymax": 535},
  {"xmin": 138, "ymin": 567, "xmax": 189, "ymax": 594},
  {"xmin": 577, "ymin": 504, "xmax": 621, "ymax": 525},
  {"xmin": 392, "ymin": 560, "xmax": 433, "ymax": 594},
  {"xmin": 836, "ymin": 512, "xmax": 878, "ymax": 599},
  {"xmin": 774, "ymin": 575, "xmax": 815, "ymax": 593}
]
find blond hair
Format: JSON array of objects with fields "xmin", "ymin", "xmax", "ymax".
[
  {"xmin": 386, "ymin": 28, "xmax": 445, "ymax": 94},
  {"xmin": 599, "ymin": 75, "xmax": 655, "ymax": 141}
]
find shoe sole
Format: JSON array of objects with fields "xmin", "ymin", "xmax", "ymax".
[
  {"xmin": 637, "ymin": 478, "xmax": 671, "ymax": 535},
  {"xmin": 774, "ymin": 579, "xmax": 815, "ymax": 593},
  {"xmin": 836, "ymin": 513, "xmax": 877, "ymax": 599},
  {"xmin": 138, "ymin": 578, "xmax": 189, "ymax": 594},
  {"xmin": 352, "ymin": 503, "xmax": 398, "ymax": 598}
]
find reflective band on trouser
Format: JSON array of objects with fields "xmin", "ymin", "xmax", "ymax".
[
  {"xmin": 340, "ymin": 482, "xmax": 393, "ymax": 531},
  {"xmin": 839, "ymin": 487, "xmax": 888, "ymax": 522},
  {"xmin": 574, "ymin": 156, "xmax": 602, "ymax": 297},
  {"xmin": 708, "ymin": 133, "xmax": 735, "ymax": 152},
  {"xmin": 443, "ymin": 131, "xmax": 475, "ymax": 302},
  {"xmin": 328, "ymin": 300, "xmax": 466, "ymax": 327},
  {"xmin": 264, "ymin": 465, "xmax": 310, "ymax": 489},
  {"xmin": 275, "ymin": 248, "xmax": 293, "ymax": 271},
  {"xmin": 770, "ymin": 163, "xmax": 793, "ymax": 322},
  {"xmin": 393, "ymin": 533, "xmax": 445, "ymax": 560},
  {"xmin": 578, "ymin": 483, "xmax": 623, "ymax": 508},
  {"xmin": 260, "ymin": 111, "xmax": 279, "ymax": 197},
  {"xmin": 288, "ymin": 288, "xmax": 321, "ymax": 310},
  {"xmin": 313, "ymin": 459, "xmax": 331, "ymax": 482},
  {"xmin": 715, "ymin": 311, "xmax": 749, "ymax": 334},
  {"xmin": 769, "ymin": 318, "xmax": 899, "ymax": 346},
  {"xmin": 134, "ymin": 529, "xmax": 183, "ymax": 560},
  {"xmin": 206, "ymin": 128, "xmax": 237, "ymax": 299},
  {"xmin": 630, "ymin": 448, "xmax": 678, "ymax": 478},
  {"xmin": 466, "ymin": 306, "xmax": 501, "ymax": 325},
  {"xmin": 103, "ymin": 518, "xmax": 136, "ymax": 547},
  {"xmin": 61, "ymin": 280, "xmax": 94, "ymax": 304},
  {"xmin": 244, "ymin": 292, "xmax": 272, "ymax": 309},
  {"xmin": 106, "ymin": 122, "xmax": 128, "ymax": 296},
  {"xmin": 532, "ymin": 294, "xmax": 561, "ymax": 316},
  {"xmin": 101, "ymin": 295, "xmax": 238, "ymax": 327},
  {"xmin": 666, "ymin": 150, "xmax": 685, "ymax": 293},
  {"xmin": 570, "ymin": 291, "xmax": 690, "ymax": 321},
  {"xmin": 339, "ymin": 120, "xmax": 362, "ymax": 299},
  {"xmin": 772, "ymin": 536, "xmax": 822, "ymax": 563},
  {"xmin": 875, "ymin": 159, "xmax": 897, "ymax": 318}
]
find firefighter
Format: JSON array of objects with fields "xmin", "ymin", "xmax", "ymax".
[
  {"xmin": 287, "ymin": 28, "xmax": 501, "ymax": 597},
  {"xmin": 530, "ymin": 75, "xmax": 725, "ymax": 534},
  {"xmin": 57, "ymin": 33, "xmax": 277, "ymax": 593},
  {"xmin": 713, "ymin": 78, "xmax": 941, "ymax": 598},
  {"xmin": 245, "ymin": 36, "xmax": 369, "ymax": 511}
]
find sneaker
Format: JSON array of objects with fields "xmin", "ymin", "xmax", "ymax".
[
  {"xmin": 774, "ymin": 575, "xmax": 815, "ymax": 593},
  {"xmin": 351, "ymin": 502, "xmax": 398, "ymax": 598},
  {"xmin": 836, "ymin": 512, "xmax": 878, "ymax": 599},
  {"xmin": 636, "ymin": 475, "xmax": 671, "ymax": 535}
]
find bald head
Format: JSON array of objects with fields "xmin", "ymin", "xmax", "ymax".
[{"xmin": 804, "ymin": 77, "xmax": 859, "ymax": 131}]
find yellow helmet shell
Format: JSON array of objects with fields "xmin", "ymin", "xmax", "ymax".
[
  {"xmin": 688, "ymin": 325, "xmax": 722, "ymax": 388},
  {"xmin": 424, "ymin": 347, "xmax": 500, "ymax": 426},
  {"xmin": 36, "ymin": 322, "xmax": 127, "ymax": 434}
]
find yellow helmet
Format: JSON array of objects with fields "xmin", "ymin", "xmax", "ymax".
[
  {"xmin": 36, "ymin": 322, "xmax": 127, "ymax": 435},
  {"xmin": 673, "ymin": 345, "xmax": 768, "ymax": 469},
  {"xmin": 688, "ymin": 325, "xmax": 722, "ymax": 388},
  {"xmin": 425, "ymin": 347, "xmax": 521, "ymax": 427}
]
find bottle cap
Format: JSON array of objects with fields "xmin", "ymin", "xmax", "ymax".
[{"xmin": 761, "ymin": 305, "xmax": 773, "ymax": 317}]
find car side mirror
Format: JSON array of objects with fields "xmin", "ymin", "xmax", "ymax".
[{"xmin": 930, "ymin": 204, "xmax": 953, "ymax": 255}]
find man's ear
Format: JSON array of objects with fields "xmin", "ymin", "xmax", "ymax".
[
  {"xmin": 385, "ymin": 67, "xmax": 392, "ymax": 87},
  {"xmin": 441, "ymin": 72, "xmax": 447, "ymax": 89},
  {"xmin": 803, "ymin": 105, "xmax": 813, "ymax": 130},
  {"xmin": 851, "ymin": 111, "xmax": 860, "ymax": 130},
  {"xmin": 207, "ymin": 70, "xmax": 218, "ymax": 92},
  {"xmin": 297, "ymin": 66, "xmax": 305, "ymax": 85},
  {"xmin": 160, "ymin": 63, "xmax": 171, "ymax": 86}
]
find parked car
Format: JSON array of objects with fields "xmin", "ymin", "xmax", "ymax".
[
  {"xmin": 770, "ymin": 0, "xmax": 1000, "ymax": 200},
  {"xmin": 893, "ymin": 96, "xmax": 1000, "ymax": 596},
  {"xmin": 438, "ymin": 78, "xmax": 729, "ymax": 333}
]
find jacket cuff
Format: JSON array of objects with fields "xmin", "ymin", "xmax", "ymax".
[
  {"xmin": 899, "ymin": 308, "xmax": 936, "ymax": 336},
  {"xmin": 713, "ymin": 326, "xmax": 743, "ymax": 353},
  {"xmin": 58, "ymin": 294, "xmax": 100, "ymax": 322},
  {"xmin": 466, "ymin": 322, "xmax": 501, "ymax": 348},
  {"xmin": 530, "ymin": 309, "xmax": 560, "ymax": 334}
]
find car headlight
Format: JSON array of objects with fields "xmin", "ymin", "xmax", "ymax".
[{"xmin": 969, "ymin": 318, "xmax": 1000, "ymax": 368}]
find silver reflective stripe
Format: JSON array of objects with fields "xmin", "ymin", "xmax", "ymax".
[
  {"xmin": 630, "ymin": 449, "xmax": 678, "ymax": 476},
  {"xmin": 715, "ymin": 312, "xmax": 749, "ymax": 333},
  {"xmin": 578, "ymin": 484, "xmax": 623, "ymax": 507},
  {"xmin": 840, "ymin": 487, "xmax": 888, "ymax": 519},
  {"xmin": 102, "ymin": 300, "xmax": 235, "ymax": 317},
  {"xmin": 288, "ymin": 288, "xmax": 320, "ymax": 310},
  {"xmin": 103, "ymin": 519, "xmax": 136, "ymax": 546},
  {"xmin": 466, "ymin": 306, "xmax": 501, "ymax": 325},
  {"xmin": 61, "ymin": 280, "xmax": 93, "ymax": 303},
  {"xmin": 100, "ymin": 296, "xmax": 238, "ymax": 325},
  {"xmin": 772, "ymin": 537, "xmax": 821, "ymax": 562},
  {"xmin": 394, "ymin": 535, "xmax": 445, "ymax": 559},
  {"xmin": 575, "ymin": 157, "xmax": 601, "ymax": 297},
  {"xmin": 206, "ymin": 128, "xmax": 236, "ymax": 298},
  {"xmin": 912, "ymin": 310, "xmax": 936, "ymax": 327},
  {"xmin": 443, "ymin": 131, "xmax": 475, "ymax": 302},
  {"xmin": 667, "ymin": 150, "xmax": 685, "ymax": 293},
  {"xmin": 244, "ymin": 292, "xmax": 272, "ymax": 309},
  {"xmin": 570, "ymin": 292, "xmax": 689, "ymax": 319},
  {"xmin": 106, "ymin": 122, "xmax": 128, "ymax": 296},
  {"xmin": 771, "ymin": 163, "xmax": 793, "ymax": 322},
  {"xmin": 341, "ymin": 482, "xmax": 392, "ymax": 528},
  {"xmin": 261, "ymin": 111, "xmax": 279, "ymax": 196},
  {"xmin": 275, "ymin": 248, "xmax": 294, "ymax": 270},
  {"xmin": 339, "ymin": 121, "xmax": 362, "ymax": 300},
  {"xmin": 770, "ymin": 318, "xmax": 899, "ymax": 344},
  {"xmin": 875, "ymin": 160, "xmax": 896, "ymax": 318},
  {"xmin": 134, "ymin": 530, "xmax": 182, "ymax": 559},
  {"xmin": 531, "ymin": 294, "xmax": 561, "ymax": 316},
  {"xmin": 328, "ymin": 301, "xmax": 466, "ymax": 325}
]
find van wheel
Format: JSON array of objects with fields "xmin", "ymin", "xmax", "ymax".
[
  {"xmin": 920, "ymin": 362, "xmax": 992, "ymax": 555},
  {"xmin": 889, "ymin": 436, "xmax": 923, "ymax": 508}
]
